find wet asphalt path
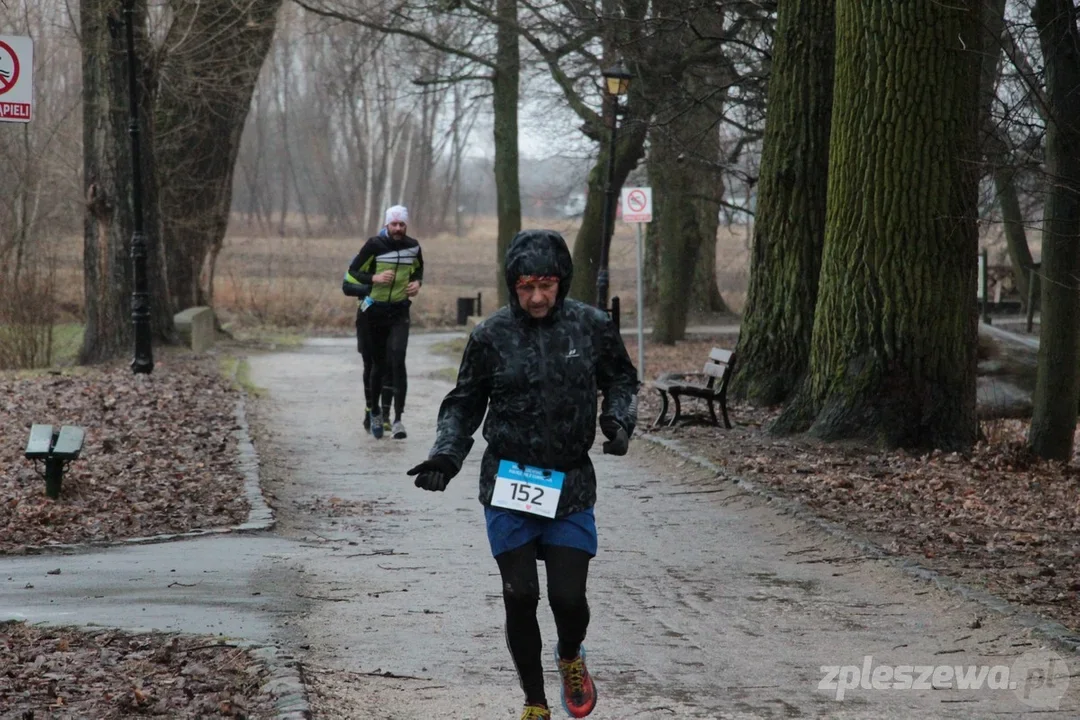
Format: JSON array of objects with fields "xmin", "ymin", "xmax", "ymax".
[
  {"xmin": 244, "ymin": 335, "xmax": 1078, "ymax": 719},
  {"xmin": 3, "ymin": 333, "xmax": 1077, "ymax": 719}
]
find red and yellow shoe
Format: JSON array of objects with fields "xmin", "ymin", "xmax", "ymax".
[
  {"xmin": 556, "ymin": 646, "xmax": 597, "ymax": 718},
  {"xmin": 521, "ymin": 703, "xmax": 551, "ymax": 720}
]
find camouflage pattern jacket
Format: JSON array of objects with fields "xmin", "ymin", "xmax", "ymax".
[{"xmin": 428, "ymin": 229, "xmax": 639, "ymax": 517}]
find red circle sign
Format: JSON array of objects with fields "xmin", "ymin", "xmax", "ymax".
[
  {"xmin": 627, "ymin": 189, "xmax": 647, "ymax": 212},
  {"xmin": 0, "ymin": 40, "xmax": 20, "ymax": 95}
]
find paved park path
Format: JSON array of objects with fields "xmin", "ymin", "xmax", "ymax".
[{"xmin": 3, "ymin": 332, "xmax": 1076, "ymax": 719}]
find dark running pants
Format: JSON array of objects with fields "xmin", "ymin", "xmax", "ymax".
[
  {"xmin": 495, "ymin": 542, "xmax": 592, "ymax": 706},
  {"xmin": 355, "ymin": 309, "xmax": 374, "ymax": 407},
  {"xmin": 365, "ymin": 308, "xmax": 410, "ymax": 416}
]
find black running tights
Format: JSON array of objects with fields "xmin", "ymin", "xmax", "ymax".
[
  {"xmin": 367, "ymin": 316, "xmax": 410, "ymax": 416},
  {"xmin": 495, "ymin": 543, "xmax": 592, "ymax": 706}
]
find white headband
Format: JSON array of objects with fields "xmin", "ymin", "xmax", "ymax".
[{"xmin": 385, "ymin": 205, "xmax": 409, "ymax": 226}]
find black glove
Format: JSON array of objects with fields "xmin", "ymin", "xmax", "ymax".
[
  {"xmin": 407, "ymin": 455, "xmax": 459, "ymax": 492},
  {"xmin": 600, "ymin": 420, "xmax": 629, "ymax": 456}
]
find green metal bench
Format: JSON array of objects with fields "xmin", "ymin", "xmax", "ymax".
[{"xmin": 25, "ymin": 424, "xmax": 86, "ymax": 499}]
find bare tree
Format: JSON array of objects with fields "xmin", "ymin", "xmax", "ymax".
[
  {"xmin": 155, "ymin": 0, "xmax": 284, "ymax": 311},
  {"xmin": 0, "ymin": 1, "xmax": 81, "ymax": 282},
  {"xmin": 292, "ymin": 0, "xmax": 522, "ymax": 303}
]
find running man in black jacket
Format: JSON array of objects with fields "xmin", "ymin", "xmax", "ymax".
[
  {"xmin": 344, "ymin": 205, "xmax": 424, "ymax": 439},
  {"xmin": 407, "ymin": 229, "xmax": 639, "ymax": 720}
]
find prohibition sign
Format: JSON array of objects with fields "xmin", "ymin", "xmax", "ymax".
[
  {"xmin": 0, "ymin": 40, "xmax": 20, "ymax": 95},
  {"xmin": 627, "ymin": 189, "xmax": 647, "ymax": 214}
]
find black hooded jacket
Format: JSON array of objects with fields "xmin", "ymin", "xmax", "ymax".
[{"xmin": 428, "ymin": 229, "xmax": 639, "ymax": 517}]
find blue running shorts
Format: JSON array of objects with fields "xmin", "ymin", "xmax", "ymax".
[{"xmin": 485, "ymin": 506, "xmax": 598, "ymax": 558}]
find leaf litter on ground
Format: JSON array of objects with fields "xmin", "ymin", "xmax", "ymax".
[
  {"xmin": 1, "ymin": 353, "xmax": 249, "ymax": 554},
  {"xmin": 1, "ymin": 351, "xmax": 272, "ymax": 718},
  {"xmin": 633, "ymin": 335, "xmax": 1080, "ymax": 634},
  {"xmin": 0, "ymin": 621, "xmax": 276, "ymax": 719}
]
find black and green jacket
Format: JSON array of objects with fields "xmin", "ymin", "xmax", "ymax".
[{"xmin": 343, "ymin": 233, "xmax": 424, "ymax": 304}]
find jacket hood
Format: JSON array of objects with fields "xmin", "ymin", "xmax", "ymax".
[{"xmin": 504, "ymin": 230, "xmax": 574, "ymax": 317}]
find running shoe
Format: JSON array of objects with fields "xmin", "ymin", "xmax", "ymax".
[
  {"xmin": 392, "ymin": 420, "xmax": 407, "ymax": 439},
  {"xmin": 370, "ymin": 409, "xmax": 384, "ymax": 439},
  {"xmin": 556, "ymin": 646, "xmax": 597, "ymax": 718},
  {"xmin": 520, "ymin": 704, "xmax": 551, "ymax": 720},
  {"xmin": 363, "ymin": 407, "xmax": 371, "ymax": 431}
]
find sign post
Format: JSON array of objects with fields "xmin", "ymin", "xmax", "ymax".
[
  {"xmin": 0, "ymin": 35, "xmax": 33, "ymax": 123},
  {"xmin": 620, "ymin": 187, "xmax": 653, "ymax": 382}
]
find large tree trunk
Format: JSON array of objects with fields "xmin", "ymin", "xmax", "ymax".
[
  {"xmin": 651, "ymin": 67, "xmax": 726, "ymax": 344},
  {"xmin": 492, "ymin": 0, "xmax": 522, "ymax": 308},
  {"xmin": 649, "ymin": 130, "xmax": 699, "ymax": 344},
  {"xmin": 643, "ymin": 207, "xmax": 660, "ymax": 306},
  {"xmin": 774, "ymin": 0, "xmax": 982, "ymax": 451},
  {"xmin": 730, "ymin": 0, "xmax": 835, "ymax": 405},
  {"xmin": 80, "ymin": 0, "xmax": 171, "ymax": 364},
  {"xmin": 568, "ymin": 125, "xmax": 648, "ymax": 303},
  {"xmin": 1028, "ymin": 0, "xmax": 1080, "ymax": 460},
  {"xmin": 692, "ymin": 233, "xmax": 730, "ymax": 315},
  {"xmin": 156, "ymin": 0, "xmax": 281, "ymax": 311}
]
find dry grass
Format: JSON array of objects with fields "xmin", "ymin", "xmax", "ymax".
[
  {"xmin": 212, "ymin": 214, "xmax": 751, "ymax": 332},
  {"xmin": 37, "ymin": 214, "xmax": 753, "ymax": 334},
  {"xmin": 0, "ymin": 262, "xmax": 62, "ymax": 370}
]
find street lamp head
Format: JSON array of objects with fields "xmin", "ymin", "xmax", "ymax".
[{"xmin": 602, "ymin": 63, "xmax": 632, "ymax": 97}]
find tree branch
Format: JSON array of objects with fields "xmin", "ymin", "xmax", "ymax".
[
  {"xmin": 458, "ymin": 0, "xmax": 602, "ymax": 130},
  {"xmin": 292, "ymin": 0, "xmax": 496, "ymax": 69}
]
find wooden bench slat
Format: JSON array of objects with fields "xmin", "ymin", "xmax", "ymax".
[
  {"xmin": 52, "ymin": 425, "xmax": 85, "ymax": 461},
  {"xmin": 25, "ymin": 424, "xmax": 54, "ymax": 459},
  {"xmin": 709, "ymin": 347, "xmax": 734, "ymax": 363},
  {"xmin": 702, "ymin": 362, "xmax": 726, "ymax": 378}
]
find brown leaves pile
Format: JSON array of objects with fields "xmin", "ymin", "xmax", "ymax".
[
  {"xmin": 636, "ymin": 337, "xmax": 1080, "ymax": 632},
  {"xmin": 1, "ymin": 355, "xmax": 249, "ymax": 554},
  {"xmin": 0, "ymin": 621, "xmax": 274, "ymax": 718}
]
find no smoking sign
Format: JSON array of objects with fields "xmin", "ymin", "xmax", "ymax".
[
  {"xmin": 620, "ymin": 186, "xmax": 652, "ymax": 223},
  {"xmin": 0, "ymin": 35, "xmax": 33, "ymax": 123}
]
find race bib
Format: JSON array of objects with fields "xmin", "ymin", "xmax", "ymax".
[{"xmin": 491, "ymin": 460, "xmax": 564, "ymax": 519}]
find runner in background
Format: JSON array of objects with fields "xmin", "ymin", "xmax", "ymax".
[{"xmin": 344, "ymin": 206, "xmax": 423, "ymax": 439}]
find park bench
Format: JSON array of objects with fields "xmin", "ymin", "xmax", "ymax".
[
  {"xmin": 651, "ymin": 347, "xmax": 735, "ymax": 429},
  {"xmin": 24, "ymin": 424, "xmax": 86, "ymax": 499}
]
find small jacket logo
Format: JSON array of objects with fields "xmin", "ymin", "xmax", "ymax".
[{"xmin": 566, "ymin": 342, "xmax": 579, "ymax": 359}]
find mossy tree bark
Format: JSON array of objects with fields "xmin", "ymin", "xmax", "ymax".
[
  {"xmin": 1028, "ymin": 0, "xmax": 1080, "ymax": 460},
  {"xmin": 730, "ymin": 0, "xmax": 835, "ymax": 405},
  {"xmin": 773, "ymin": 0, "xmax": 983, "ymax": 452},
  {"xmin": 691, "ymin": 235, "xmax": 731, "ymax": 316}
]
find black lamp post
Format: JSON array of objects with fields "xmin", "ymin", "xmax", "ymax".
[
  {"xmin": 595, "ymin": 62, "xmax": 632, "ymax": 315},
  {"xmin": 123, "ymin": 0, "xmax": 153, "ymax": 374}
]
